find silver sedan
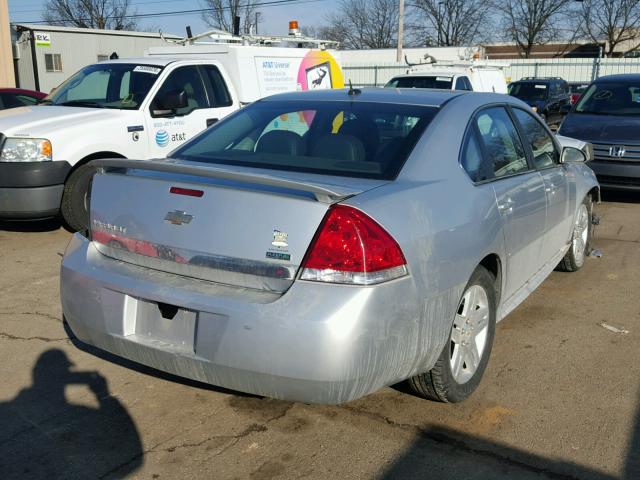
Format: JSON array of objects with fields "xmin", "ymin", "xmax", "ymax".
[{"xmin": 61, "ymin": 88, "xmax": 599, "ymax": 404}]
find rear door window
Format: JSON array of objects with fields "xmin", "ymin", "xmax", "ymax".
[
  {"xmin": 455, "ymin": 77, "xmax": 472, "ymax": 91},
  {"xmin": 474, "ymin": 107, "xmax": 529, "ymax": 179},
  {"xmin": 460, "ymin": 129, "xmax": 489, "ymax": 182},
  {"xmin": 201, "ymin": 65, "xmax": 233, "ymax": 107},
  {"xmin": 173, "ymin": 100, "xmax": 438, "ymax": 179},
  {"xmin": 512, "ymin": 108, "xmax": 559, "ymax": 169},
  {"xmin": 387, "ymin": 76, "xmax": 453, "ymax": 90}
]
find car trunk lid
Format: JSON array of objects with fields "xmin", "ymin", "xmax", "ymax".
[{"xmin": 89, "ymin": 158, "xmax": 387, "ymax": 293}]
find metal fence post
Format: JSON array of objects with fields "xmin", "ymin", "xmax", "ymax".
[
  {"xmin": 374, "ymin": 65, "xmax": 378, "ymax": 87},
  {"xmin": 534, "ymin": 62, "xmax": 539, "ymax": 78}
]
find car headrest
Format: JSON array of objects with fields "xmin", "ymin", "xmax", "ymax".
[
  {"xmin": 339, "ymin": 117, "xmax": 380, "ymax": 158},
  {"xmin": 311, "ymin": 134, "xmax": 366, "ymax": 163},
  {"xmin": 255, "ymin": 130, "xmax": 305, "ymax": 156}
]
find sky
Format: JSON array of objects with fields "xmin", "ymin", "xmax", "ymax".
[{"xmin": 8, "ymin": 0, "xmax": 341, "ymax": 37}]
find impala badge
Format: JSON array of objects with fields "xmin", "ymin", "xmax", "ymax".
[
  {"xmin": 272, "ymin": 230, "xmax": 288, "ymax": 248},
  {"xmin": 164, "ymin": 210, "xmax": 193, "ymax": 225}
]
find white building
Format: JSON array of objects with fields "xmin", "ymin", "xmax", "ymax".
[{"xmin": 11, "ymin": 24, "xmax": 181, "ymax": 93}]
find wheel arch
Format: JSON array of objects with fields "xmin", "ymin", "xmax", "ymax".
[
  {"xmin": 478, "ymin": 253, "xmax": 503, "ymax": 304},
  {"xmin": 64, "ymin": 151, "xmax": 127, "ymax": 183}
]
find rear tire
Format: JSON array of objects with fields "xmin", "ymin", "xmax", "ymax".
[
  {"xmin": 60, "ymin": 163, "xmax": 96, "ymax": 232},
  {"xmin": 408, "ymin": 265, "xmax": 497, "ymax": 403},
  {"xmin": 557, "ymin": 196, "xmax": 592, "ymax": 272}
]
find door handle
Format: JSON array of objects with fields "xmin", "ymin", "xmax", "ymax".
[
  {"xmin": 206, "ymin": 118, "xmax": 219, "ymax": 127},
  {"xmin": 545, "ymin": 183, "xmax": 557, "ymax": 194},
  {"xmin": 497, "ymin": 197, "xmax": 514, "ymax": 214}
]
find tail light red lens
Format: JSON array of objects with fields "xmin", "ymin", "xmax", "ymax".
[{"xmin": 300, "ymin": 205, "xmax": 408, "ymax": 285}]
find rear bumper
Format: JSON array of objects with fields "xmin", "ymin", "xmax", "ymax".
[
  {"xmin": 0, "ymin": 161, "xmax": 70, "ymax": 219},
  {"xmin": 61, "ymin": 234, "xmax": 455, "ymax": 404},
  {"xmin": 588, "ymin": 161, "xmax": 640, "ymax": 191}
]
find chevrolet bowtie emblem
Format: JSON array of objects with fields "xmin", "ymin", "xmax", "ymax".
[{"xmin": 164, "ymin": 210, "xmax": 194, "ymax": 225}]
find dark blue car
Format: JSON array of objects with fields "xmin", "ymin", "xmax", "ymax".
[{"xmin": 559, "ymin": 74, "xmax": 640, "ymax": 191}]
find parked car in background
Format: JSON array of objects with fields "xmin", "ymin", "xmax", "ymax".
[
  {"xmin": 569, "ymin": 82, "xmax": 589, "ymax": 105},
  {"xmin": 508, "ymin": 77, "xmax": 571, "ymax": 129},
  {"xmin": 559, "ymin": 73, "xmax": 640, "ymax": 191},
  {"xmin": 61, "ymin": 88, "xmax": 599, "ymax": 405},
  {"xmin": 0, "ymin": 88, "xmax": 46, "ymax": 109},
  {"xmin": 385, "ymin": 62, "xmax": 508, "ymax": 93}
]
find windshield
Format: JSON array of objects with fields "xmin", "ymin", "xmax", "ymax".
[
  {"xmin": 386, "ymin": 76, "xmax": 453, "ymax": 90},
  {"xmin": 508, "ymin": 83, "xmax": 549, "ymax": 101},
  {"xmin": 575, "ymin": 82, "xmax": 640, "ymax": 116},
  {"xmin": 43, "ymin": 63, "xmax": 162, "ymax": 109},
  {"xmin": 172, "ymin": 100, "xmax": 438, "ymax": 180}
]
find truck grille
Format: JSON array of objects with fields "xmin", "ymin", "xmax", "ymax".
[{"xmin": 592, "ymin": 142, "xmax": 640, "ymax": 163}]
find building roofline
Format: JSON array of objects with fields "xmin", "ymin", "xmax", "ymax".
[{"xmin": 12, "ymin": 23, "xmax": 181, "ymax": 39}]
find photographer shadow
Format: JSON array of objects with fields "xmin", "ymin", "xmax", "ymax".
[{"xmin": 0, "ymin": 349, "xmax": 143, "ymax": 479}]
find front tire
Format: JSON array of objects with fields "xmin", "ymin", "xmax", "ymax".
[
  {"xmin": 557, "ymin": 196, "xmax": 592, "ymax": 272},
  {"xmin": 60, "ymin": 163, "xmax": 96, "ymax": 232},
  {"xmin": 408, "ymin": 265, "xmax": 497, "ymax": 403}
]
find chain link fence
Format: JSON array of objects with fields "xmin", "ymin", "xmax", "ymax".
[{"xmin": 342, "ymin": 58, "xmax": 640, "ymax": 87}]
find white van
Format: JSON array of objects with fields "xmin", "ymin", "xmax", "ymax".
[
  {"xmin": 0, "ymin": 33, "xmax": 343, "ymax": 230},
  {"xmin": 385, "ymin": 61, "xmax": 508, "ymax": 93}
]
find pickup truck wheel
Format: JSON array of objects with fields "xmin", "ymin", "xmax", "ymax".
[
  {"xmin": 557, "ymin": 196, "xmax": 592, "ymax": 272},
  {"xmin": 408, "ymin": 265, "xmax": 497, "ymax": 403},
  {"xmin": 60, "ymin": 163, "xmax": 96, "ymax": 232}
]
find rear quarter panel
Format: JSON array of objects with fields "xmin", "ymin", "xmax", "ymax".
[{"xmin": 345, "ymin": 93, "xmax": 509, "ymax": 374}]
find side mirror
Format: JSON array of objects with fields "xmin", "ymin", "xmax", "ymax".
[
  {"xmin": 153, "ymin": 90, "xmax": 188, "ymax": 116},
  {"xmin": 561, "ymin": 146, "xmax": 587, "ymax": 163}
]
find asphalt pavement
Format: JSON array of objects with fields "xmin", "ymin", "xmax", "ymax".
[{"xmin": 0, "ymin": 192, "xmax": 638, "ymax": 480}]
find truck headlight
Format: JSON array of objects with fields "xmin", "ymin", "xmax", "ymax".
[{"xmin": 0, "ymin": 138, "xmax": 52, "ymax": 162}]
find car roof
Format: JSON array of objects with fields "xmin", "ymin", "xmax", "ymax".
[
  {"xmin": 0, "ymin": 88, "xmax": 46, "ymax": 98},
  {"xmin": 390, "ymin": 70, "xmax": 469, "ymax": 78},
  {"xmin": 100, "ymin": 57, "xmax": 177, "ymax": 67},
  {"xmin": 260, "ymin": 87, "xmax": 469, "ymax": 107},
  {"xmin": 511, "ymin": 79, "xmax": 557, "ymax": 84},
  {"xmin": 594, "ymin": 73, "xmax": 640, "ymax": 83}
]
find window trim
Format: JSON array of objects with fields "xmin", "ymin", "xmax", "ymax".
[
  {"xmin": 508, "ymin": 105, "xmax": 562, "ymax": 172},
  {"xmin": 458, "ymin": 103, "xmax": 538, "ymax": 185},
  {"xmin": 44, "ymin": 53, "xmax": 63, "ymax": 73},
  {"xmin": 199, "ymin": 65, "xmax": 233, "ymax": 108}
]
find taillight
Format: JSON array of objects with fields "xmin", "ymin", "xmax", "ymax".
[{"xmin": 300, "ymin": 205, "xmax": 408, "ymax": 285}]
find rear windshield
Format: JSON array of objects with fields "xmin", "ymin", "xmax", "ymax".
[
  {"xmin": 508, "ymin": 82, "xmax": 549, "ymax": 101},
  {"xmin": 172, "ymin": 100, "xmax": 438, "ymax": 180},
  {"xmin": 386, "ymin": 76, "xmax": 453, "ymax": 90},
  {"xmin": 570, "ymin": 83, "xmax": 589, "ymax": 94},
  {"xmin": 575, "ymin": 82, "xmax": 640, "ymax": 116}
]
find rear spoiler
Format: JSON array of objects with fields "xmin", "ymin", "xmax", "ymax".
[{"xmin": 90, "ymin": 158, "xmax": 355, "ymax": 204}]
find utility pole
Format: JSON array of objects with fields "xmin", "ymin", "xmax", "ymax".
[
  {"xmin": 0, "ymin": 0, "xmax": 15, "ymax": 87},
  {"xmin": 396, "ymin": 0, "xmax": 404, "ymax": 63}
]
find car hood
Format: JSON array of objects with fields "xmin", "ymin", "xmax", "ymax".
[
  {"xmin": 0, "ymin": 105, "xmax": 127, "ymax": 138},
  {"xmin": 559, "ymin": 112, "xmax": 640, "ymax": 143}
]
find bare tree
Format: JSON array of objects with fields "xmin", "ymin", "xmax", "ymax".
[
  {"xmin": 579, "ymin": 0, "xmax": 640, "ymax": 56},
  {"xmin": 413, "ymin": 0, "xmax": 493, "ymax": 46},
  {"xmin": 200, "ymin": 0, "xmax": 260, "ymax": 34},
  {"xmin": 43, "ymin": 0, "xmax": 137, "ymax": 30},
  {"xmin": 323, "ymin": 0, "xmax": 399, "ymax": 49},
  {"xmin": 496, "ymin": 0, "xmax": 574, "ymax": 58}
]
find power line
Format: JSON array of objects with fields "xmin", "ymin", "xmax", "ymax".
[
  {"xmin": 12, "ymin": 0, "xmax": 327, "ymax": 24},
  {"xmin": 10, "ymin": 0, "xmax": 196, "ymax": 14}
]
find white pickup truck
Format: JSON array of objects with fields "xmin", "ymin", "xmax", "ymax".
[{"xmin": 0, "ymin": 44, "xmax": 343, "ymax": 230}]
